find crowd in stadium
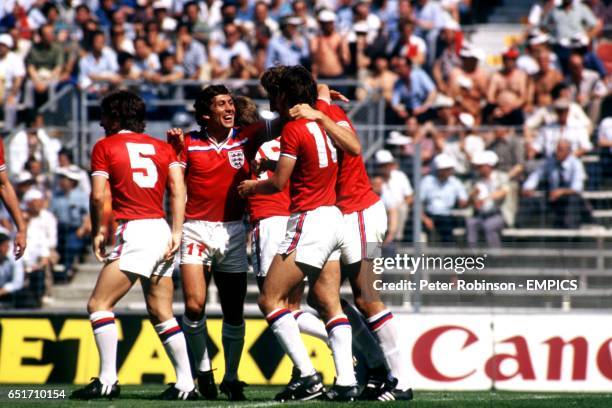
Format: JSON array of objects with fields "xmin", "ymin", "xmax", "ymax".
[{"xmin": 0, "ymin": 0, "xmax": 611, "ymax": 310}]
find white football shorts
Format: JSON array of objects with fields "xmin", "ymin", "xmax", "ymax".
[
  {"xmin": 107, "ymin": 218, "xmax": 175, "ymax": 278},
  {"xmin": 277, "ymin": 205, "xmax": 344, "ymax": 269},
  {"xmin": 337, "ymin": 199, "xmax": 387, "ymax": 265},
  {"xmin": 180, "ymin": 220, "xmax": 248, "ymax": 273},
  {"xmin": 252, "ymin": 215, "xmax": 289, "ymax": 277}
]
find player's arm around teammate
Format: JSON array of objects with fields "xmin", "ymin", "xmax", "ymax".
[
  {"xmin": 310, "ymin": 95, "xmax": 413, "ymax": 401},
  {"xmin": 239, "ymin": 67, "xmax": 358, "ymax": 401}
]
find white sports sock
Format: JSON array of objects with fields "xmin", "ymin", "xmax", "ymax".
[
  {"xmin": 222, "ymin": 322, "xmax": 245, "ymax": 382},
  {"xmin": 90, "ymin": 311, "xmax": 118, "ymax": 386},
  {"xmin": 325, "ymin": 314, "xmax": 357, "ymax": 386},
  {"xmin": 292, "ymin": 310, "xmax": 328, "ymax": 343},
  {"xmin": 155, "ymin": 318, "xmax": 195, "ymax": 393},
  {"xmin": 267, "ymin": 308, "xmax": 315, "ymax": 377},
  {"xmin": 367, "ymin": 310, "xmax": 410, "ymax": 391},
  {"xmin": 182, "ymin": 315, "xmax": 211, "ymax": 372},
  {"xmin": 342, "ymin": 302, "xmax": 387, "ymax": 369}
]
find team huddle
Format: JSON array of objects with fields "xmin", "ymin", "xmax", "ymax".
[{"xmin": 70, "ymin": 65, "xmax": 413, "ymax": 402}]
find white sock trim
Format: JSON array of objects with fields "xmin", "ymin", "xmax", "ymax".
[
  {"xmin": 155, "ymin": 318, "xmax": 182, "ymax": 344},
  {"xmin": 90, "ymin": 311, "xmax": 116, "ymax": 334},
  {"xmin": 182, "ymin": 315, "xmax": 205, "ymax": 333}
]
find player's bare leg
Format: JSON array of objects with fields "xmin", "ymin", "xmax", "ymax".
[
  {"xmin": 309, "ymin": 260, "xmax": 358, "ymax": 400},
  {"xmin": 261, "ymin": 275, "xmax": 328, "ymax": 344},
  {"xmin": 288, "ymin": 281, "xmax": 329, "ymax": 342},
  {"xmin": 347, "ymin": 260, "xmax": 412, "ymax": 400},
  {"xmin": 214, "ymin": 271, "xmax": 247, "ymax": 400},
  {"xmin": 72, "ymin": 261, "xmax": 137, "ymax": 400},
  {"xmin": 259, "ymin": 253, "xmax": 325, "ymax": 401},
  {"xmin": 180, "ymin": 263, "xmax": 217, "ymax": 399},
  {"xmin": 142, "ymin": 275, "xmax": 197, "ymax": 399}
]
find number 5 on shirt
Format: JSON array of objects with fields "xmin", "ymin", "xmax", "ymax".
[{"xmin": 126, "ymin": 143, "xmax": 158, "ymax": 188}]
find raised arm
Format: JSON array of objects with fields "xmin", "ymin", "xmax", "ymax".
[{"xmin": 289, "ymin": 103, "xmax": 362, "ymax": 156}]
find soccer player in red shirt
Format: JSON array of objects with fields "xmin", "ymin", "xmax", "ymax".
[
  {"xmin": 290, "ymin": 92, "xmax": 413, "ymax": 401},
  {"xmin": 71, "ymin": 90, "xmax": 197, "ymax": 401},
  {"xmin": 239, "ymin": 66, "xmax": 359, "ymax": 402},
  {"xmin": 0, "ymin": 142, "xmax": 26, "ymax": 259},
  {"xmin": 166, "ymin": 85, "xmax": 255, "ymax": 401}
]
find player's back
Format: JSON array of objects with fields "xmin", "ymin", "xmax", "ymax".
[
  {"xmin": 323, "ymin": 103, "xmax": 379, "ymax": 214},
  {"xmin": 91, "ymin": 132, "xmax": 179, "ymax": 220},
  {"xmin": 281, "ymin": 118, "xmax": 338, "ymax": 213}
]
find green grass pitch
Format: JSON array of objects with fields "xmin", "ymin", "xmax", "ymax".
[{"xmin": 1, "ymin": 385, "xmax": 611, "ymax": 407}]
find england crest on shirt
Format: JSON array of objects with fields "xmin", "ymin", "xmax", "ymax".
[{"xmin": 228, "ymin": 149, "xmax": 245, "ymax": 169}]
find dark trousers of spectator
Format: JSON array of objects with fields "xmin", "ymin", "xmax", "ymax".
[
  {"xmin": 600, "ymin": 150, "xmax": 612, "ymax": 188},
  {"xmin": 553, "ymin": 193, "xmax": 585, "ymax": 229},
  {"xmin": 57, "ymin": 224, "xmax": 86, "ymax": 278},
  {"xmin": 553, "ymin": 45, "xmax": 607, "ymax": 77},
  {"xmin": 466, "ymin": 213, "xmax": 504, "ymax": 248},
  {"xmin": 427, "ymin": 214, "xmax": 456, "ymax": 243},
  {"xmin": 0, "ymin": 289, "xmax": 39, "ymax": 309}
]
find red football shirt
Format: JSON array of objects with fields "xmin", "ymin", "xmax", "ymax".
[
  {"xmin": 180, "ymin": 128, "xmax": 252, "ymax": 222},
  {"xmin": 248, "ymin": 129, "xmax": 291, "ymax": 223},
  {"xmin": 91, "ymin": 132, "xmax": 180, "ymax": 220},
  {"xmin": 0, "ymin": 141, "xmax": 6, "ymax": 172},
  {"xmin": 317, "ymin": 100, "xmax": 380, "ymax": 214},
  {"xmin": 281, "ymin": 118, "xmax": 338, "ymax": 213}
]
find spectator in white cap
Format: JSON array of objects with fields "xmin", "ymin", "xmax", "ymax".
[
  {"xmin": 530, "ymin": 97, "xmax": 592, "ymax": 159},
  {"xmin": 352, "ymin": 0, "xmax": 382, "ymax": 44},
  {"xmin": 56, "ymin": 148, "xmax": 91, "ymax": 195},
  {"xmin": 523, "ymin": 139, "xmax": 590, "ymax": 228},
  {"xmin": 420, "ymin": 153, "xmax": 468, "ymax": 242},
  {"xmin": 14, "ymin": 171, "xmax": 35, "ymax": 201},
  {"xmin": 432, "ymin": 18, "xmax": 462, "ymax": 96},
  {"xmin": 23, "ymin": 188, "xmax": 57, "ymax": 304},
  {"xmin": 265, "ymin": 15, "xmax": 310, "ymax": 68},
  {"xmin": 50, "ymin": 168, "xmax": 90, "ymax": 277},
  {"xmin": 375, "ymin": 149, "xmax": 413, "ymax": 242},
  {"xmin": 518, "ymin": 31, "xmax": 562, "ymax": 76},
  {"xmin": 466, "ymin": 151, "xmax": 509, "ymax": 248},
  {"xmin": 0, "ymin": 33, "xmax": 26, "ymax": 129},
  {"xmin": 311, "ymin": 9, "xmax": 349, "ymax": 80},
  {"xmin": 432, "ymin": 107, "xmax": 486, "ymax": 177}
]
